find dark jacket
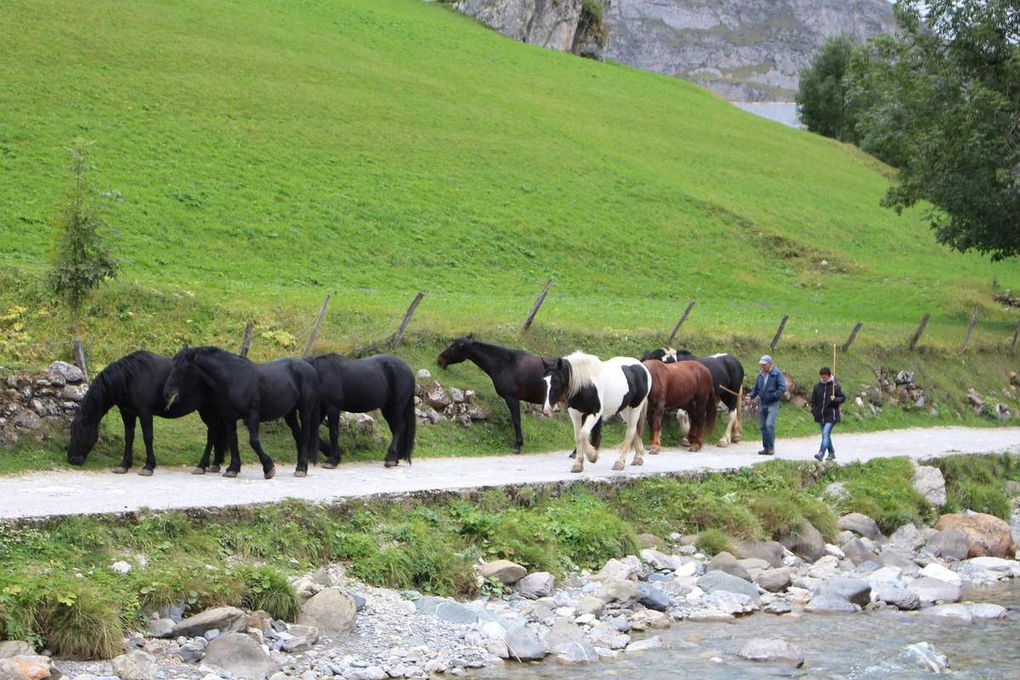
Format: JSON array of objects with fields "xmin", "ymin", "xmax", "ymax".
[
  {"xmin": 749, "ymin": 366, "xmax": 787, "ymax": 405},
  {"xmin": 811, "ymin": 380, "xmax": 846, "ymax": 424}
]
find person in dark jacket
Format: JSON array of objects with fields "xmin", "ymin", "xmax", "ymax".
[
  {"xmin": 746, "ymin": 355, "xmax": 787, "ymax": 456},
  {"xmin": 811, "ymin": 367, "xmax": 846, "ymax": 461}
]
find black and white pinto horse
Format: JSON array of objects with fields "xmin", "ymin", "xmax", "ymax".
[
  {"xmin": 641, "ymin": 347, "xmax": 745, "ymax": 446},
  {"xmin": 542, "ymin": 352, "xmax": 651, "ymax": 473}
]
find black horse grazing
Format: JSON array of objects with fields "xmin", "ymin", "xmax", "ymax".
[
  {"xmin": 163, "ymin": 346, "xmax": 320, "ymax": 478},
  {"xmin": 307, "ymin": 353, "xmax": 416, "ymax": 468},
  {"xmin": 67, "ymin": 350, "xmax": 227, "ymax": 475},
  {"xmin": 438, "ymin": 336, "xmax": 565, "ymax": 454},
  {"xmin": 642, "ymin": 347, "xmax": 746, "ymax": 446}
]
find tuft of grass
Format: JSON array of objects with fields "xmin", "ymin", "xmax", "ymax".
[
  {"xmin": 812, "ymin": 457, "xmax": 933, "ymax": 533},
  {"xmin": 239, "ymin": 566, "xmax": 301, "ymax": 621},
  {"xmin": 794, "ymin": 496, "xmax": 839, "ymax": 542},
  {"xmin": 749, "ymin": 496, "xmax": 802, "ymax": 539},
  {"xmin": 932, "ymin": 453, "xmax": 1020, "ymax": 520},
  {"xmin": 543, "ymin": 489, "xmax": 640, "ymax": 570},
  {"xmin": 37, "ymin": 585, "xmax": 125, "ymax": 660},
  {"xmin": 696, "ymin": 528, "xmax": 733, "ymax": 556}
]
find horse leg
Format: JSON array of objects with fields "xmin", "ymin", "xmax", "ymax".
[
  {"xmin": 569, "ymin": 409, "xmax": 585, "ymax": 473},
  {"xmin": 223, "ymin": 423, "xmax": 242, "ymax": 478},
  {"xmin": 506, "ymin": 398, "xmax": 523, "ymax": 454},
  {"xmin": 136, "ymin": 412, "xmax": 156, "ymax": 476},
  {"xmin": 113, "ymin": 408, "xmax": 135, "ymax": 473},
  {"xmin": 631, "ymin": 400, "xmax": 648, "ymax": 461},
  {"xmin": 283, "ymin": 411, "xmax": 307, "ymax": 478},
  {"xmin": 322, "ymin": 407, "xmax": 342, "ymax": 469},
  {"xmin": 381, "ymin": 403, "xmax": 403, "ymax": 467},
  {"xmin": 245, "ymin": 413, "xmax": 277, "ymax": 480},
  {"xmin": 718, "ymin": 408, "xmax": 737, "ymax": 447},
  {"xmin": 613, "ymin": 408, "xmax": 635, "ymax": 470},
  {"xmin": 193, "ymin": 430, "xmax": 213, "ymax": 475},
  {"xmin": 579, "ymin": 414, "xmax": 601, "ymax": 464},
  {"xmin": 647, "ymin": 403, "xmax": 664, "ymax": 455},
  {"xmin": 688, "ymin": 401, "xmax": 704, "ymax": 452},
  {"xmin": 676, "ymin": 409, "xmax": 691, "ymax": 447}
]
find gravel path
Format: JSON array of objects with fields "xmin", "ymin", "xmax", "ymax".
[{"xmin": 2, "ymin": 426, "xmax": 1017, "ymax": 519}]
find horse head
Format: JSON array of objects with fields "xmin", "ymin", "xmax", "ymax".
[
  {"xmin": 163, "ymin": 346, "xmax": 201, "ymax": 410},
  {"xmin": 437, "ymin": 334, "xmax": 473, "ymax": 369},
  {"xmin": 641, "ymin": 347, "xmax": 679, "ymax": 363},
  {"xmin": 541, "ymin": 357, "xmax": 570, "ymax": 416},
  {"xmin": 67, "ymin": 410, "xmax": 99, "ymax": 465}
]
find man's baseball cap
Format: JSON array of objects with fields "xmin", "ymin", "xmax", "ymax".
[{"xmin": 759, "ymin": 355, "xmax": 772, "ymax": 365}]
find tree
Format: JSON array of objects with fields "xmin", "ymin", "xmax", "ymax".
[
  {"xmin": 796, "ymin": 35, "xmax": 860, "ymax": 142},
  {"xmin": 49, "ymin": 140, "xmax": 118, "ymax": 362},
  {"xmin": 848, "ymin": 0, "xmax": 1019, "ymax": 261}
]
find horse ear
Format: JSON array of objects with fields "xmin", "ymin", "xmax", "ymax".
[
  {"xmin": 466, "ymin": 333, "xmax": 473, "ymax": 340},
  {"xmin": 542, "ymin": 357, "xmax": 555, "ymax": 372},
  {"xmin": 557, "ymin": 358, "xmax": 566, "ymax": 372}
]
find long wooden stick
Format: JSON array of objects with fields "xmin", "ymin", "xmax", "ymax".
[
  {"xmin": 303, "ymin": 295, "xmax": 331, "ymax": 358},
  {"xmin": 239, "ymin": 320, "xmax": 255, "ymax": 358},
  {"xmin": 958, "ymin": 307, "xmax": 978, "ymax": 356},
  {"xmin": 770, "ymin": 314, "xmax": 789, "ymax": 351},
  {"xmin": 393, "ymin": 291, "xmax": 426, "ymax": 347},
  {"xmin": 667, "ymin": 300, "xmax": 696, "ymax": 343},
  {"xmin": 842, "ymin": 321, "xmax": 862, "ymax": 352},
  {"xmin": 522, "ymin": 278, "xmax": 554, "ymax": 331},
  {"xmin": 908, "ymin": 312, "xmax": 930, "ymax": 350}
]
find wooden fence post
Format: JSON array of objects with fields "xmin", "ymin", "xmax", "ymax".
[
  {"xmin": 303, "ymin": 295, "xmax": 331, "ymax": 358},
  {"xmin": 72, "ymin": 338, "xmax": 88, "ymax": 382},
  {"xmin": 239, "ymin": 321, "xmax": 255, "ymax": 358},
  {"xmin": 393, "ymin": 292, "xmax": 426, "ymax": 348},
  {"xmin": 958, "ymin": 307, "xmax": 978, "ymax": 356},
  {"xmin": 908, "ymin": 313, "xmax": 930, "ymax": 350},
  {"xmin": 667, "ymin": 301, "xmax": 696, "ymax": 344},
  {"xmin": 1011, "ymin": 322, "xmax": 1020, "ymax": 356},
  {"xmin": 842, "ymin": 321, "xmax": 863, "ymax": 353},
  {"xmin": 522, "ymin": 278, "xmax": 554, "ymax": 331},
  {"xmin": 770, "ymin": 314, "xmax": 789, "ymax": 352}
]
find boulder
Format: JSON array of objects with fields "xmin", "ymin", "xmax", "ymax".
[
  {"xmin": 47, "ymin": 361, "xmax": 85, "ymax": 383},
  {"xmin": 0, "ymin": 656, "xmax": 51, "ymax": 680},
  {"xmin": 804, "ymin": 592, "xmax": 860, "ymax": 613},
  {"xmin": 639, "ymin": 549, "xmax": 681, "ymax": 571},
  {"xmin": 515, "ymin": 572, "xmax": 555, "ymax": 599},
  {"xmin": 907, "ymin": 577, "xmax": 961, "ymax": 605},
  {"xmin": 969, "ymin": 603, "xmax": 1007, "ymax": 620},
  {"xmin": 172, "ymin": 606, "xmax": 247, "ymax": 637},
  {"xmin": 202, "ymin": 632, "xmax": 280, "ymax": 679},
  {"xmin": 870, "ymin": 583, "xmax": 920, "ymax": 610},
  {"xmin": 935, "ymin": 513, "xmax": 1016, "ymax": 558},
  {"xmin": 919, "ymin": 603, "xmax": 972, "ymax": 624},
  {"xmin": 280, "ymin": 624, "xmax": 319, "ymax": 653},
  {"xmin": 919, "ymin": 562, "xmax": 961, "ymax": 585},
  {"xmin": 734, "ymin": 540, "xmax": 785, "ymax": 568},
  {"xmin": 596, "ymin": 557, "xmax": 641, "ymax": 581},
  {"xmin": 913, "ymin": 465, "xmax": 947, "ymax": 506},
  {"xmin": 298, "ymin": 589, "xmax": 357, "ymax": 635},
  {"xmin": 738, "ymin": 638, "xmax": 805, "ymax": 667},
  {"xmin": 807, "ymin": 555, "xmax": 840, "ymax": 579},
  {"xmin": 625, "ymin": 636, "xmax": 663, "ymax": 653},
  {"xmin": 636, "ymin": 583, "xmax": 671, "ymax": 612},
  {"xmin": 111, "ymin": 650, "xmax": 157, "ymax": 680},
  {"xmin": 706, "ymin": 552, "xmax": 750, "ymax": 581},
  {"xmin": 696, "ymin": 570, "xmax": 760, "ymax": 603},
  {"xmin": 841, "ymin": 538, "xmax": 877, "ymax": 566},
  {"xmin": 877, "ymin": 548, "xmax": 920, "ymax": 575},
  {"xmin": 837, "ymin": 513, "xmax": 883, "ymax": 541},
  {"xmin": 414, "ymin": 597, "xmax": 479, "ymax": 624},
  {"xmin": 503, "ymin": 626, "xmax": 547, "ymax": 661},
  {"xmin": 478, "ymin": 560, "xmax": 527, "ymax": 586},
  {"xmin": 780, "ymin": 520, "xmax": 826, "ymax": 562},
  {"xmin": 959, "ymin": 556, "xmax": 1020, "ymax": 577},
  {"xmin": 597, "ymin": 578, "xmax": 639, "ymax": 604},
  {"xmin": 575, "ymin": 595, "xmax": 605, "ymax": 617},
  {"xmin": 820, "ymin": 577, "xmax": 871, "ymax": 607},
  {"xmin": 0, "ymin": 643, "xmax": 33, "ymax": 659},
  {"xmin": 900, "ymin": 642, "xmax": 948, "ymax": 673},
  {"xmin": 926, "ymin": 528, "xmax": 971, "ymax": 561},
  {"xmin": 889, "ymin": 524, "xmax": 925, "ymax": 551},
  {"xmin": 588, "ymin": 622, "xmax": 629, "ymax": 650},
  {"xmin": 753, "ymin": 568, "xmax": 791, "ymax": 593},
  {"xmin": 545, "ymin": 620, "xmax": 596, "ymax": 664}
]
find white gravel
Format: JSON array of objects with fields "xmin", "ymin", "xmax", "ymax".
[{"xmin": 1, "ymin": 426, "xmax": 1017, "ymax": 519}]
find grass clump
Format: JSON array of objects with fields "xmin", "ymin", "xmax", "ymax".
[
  {"xmin": 695, "ymin": 528, "xmax": 733, "ymax": 556},
  {"xmin": 239, "ymin": 566, "xmax": 301, "ymax": 621},
  {"xmin": 812, "ymin": 457, "xmax": 933, "ymax": 533},
  {"xmin": 543, "ymin": 489, "xmax": 640, "ymax": 570},
  {"xmin": 932, "ymin": 453, "xmax": 1020, "ymax": 519}
]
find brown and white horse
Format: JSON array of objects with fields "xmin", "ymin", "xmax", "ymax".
[{"xmin": 643, "ymin": 359, "xmax": 717, "ymax": 452}]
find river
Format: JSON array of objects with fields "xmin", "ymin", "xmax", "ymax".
[{"xmin": 476, "ymin": 581, "xmax": 1020, "ymax": 679}]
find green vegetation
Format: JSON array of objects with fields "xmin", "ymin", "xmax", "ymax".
[
  {"xmin": 796, "ymin": 35, "xmax": 857, "ymax": 141},
  {"xmin": 2, "ymin": 454, "xmax": 1015, "ymax": 657}
]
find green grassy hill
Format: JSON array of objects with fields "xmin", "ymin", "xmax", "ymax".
[{"xmin": 0, "ymin": 0, "xmax": 1017, "ymax": 472}]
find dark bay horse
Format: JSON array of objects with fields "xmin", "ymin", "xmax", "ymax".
[
  {"xmin": 642, "ymin": 347, "xmax": 745, "ymax": 446},
  {"xmin": 437, "ymin": 336, "xmax": 553, "ymax": 454},
  {"xmin": 67, "ymin": 350, "xmax": 227, "ymax": 475},
  {"xmin": 163, "ymin": 347, "xmax": 319, "ymax": 478},
  {"xmin": 307, "ymin": 353, "xmax": 415, "ymax": 468},
  {"xmin": 643, "ymin": 359, "xmax": 716, "ymax": 452},
  {"xmin": 542, "ymin": 352, "xmax": 650, "ymax": 473}
]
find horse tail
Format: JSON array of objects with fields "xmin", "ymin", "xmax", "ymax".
[
  {"xmin": 702, "ymin": 374, "xmax": 717, "ymax": 440},
  {"xmin": 400, "ymin": 393, "xmax": 416, "ymax": 464},
  {"xmin": 389, "ymin": 357, "xmax": 416, "ymax": 464}
]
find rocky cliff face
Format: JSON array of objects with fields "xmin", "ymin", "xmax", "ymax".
[
  {"xmin": 604, "ymin": 0, "xmax": 895, "ymax": 101},
  {"xmin": 455, "ymin": 0, "xmax": 895, "ymax": 102}
]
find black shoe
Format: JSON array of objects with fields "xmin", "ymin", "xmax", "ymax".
[
  {"xmin": 814, "ymin": 452, "xmax": 824, "ymax": 462},
  {"xmin": 826, "ymin": 454, "xmax": 836, "ymax": 461},
  {"xmin": 758, "ymin": 449, "xmax": 775, "ymax": 456}
]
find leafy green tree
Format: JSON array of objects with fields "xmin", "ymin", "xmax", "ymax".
[
  {"xmin": 796, "ymin": 35, "xmax": 859, "ymax": 142},
  {"xmin": 848, "ymin": 0, "xmax": 1019, "ymax": 261},
  {"xmin": 49, "ymin": 140, "xmax": 118, "ymax": 341}
]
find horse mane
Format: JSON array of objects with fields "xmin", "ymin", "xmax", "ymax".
[
  {"xmin": 79, "ymin": 350, "xmax": 160, "ymax": 419},
  {"xmin": 563, "ymin": 351, "xmax": 602, "ymax": 397}
]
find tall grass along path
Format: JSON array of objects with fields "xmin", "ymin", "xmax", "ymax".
[{"xmin": 2, "ymin": 426, "xmax": 1017, "ymax": 519}]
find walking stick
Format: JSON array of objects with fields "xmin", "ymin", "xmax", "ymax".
[{"xmin": 831, "ymin": 343, "xmax": 837, "ymax": 403}]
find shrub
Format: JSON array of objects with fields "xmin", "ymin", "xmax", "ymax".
[{"xmin": 695, "ymin": 529, "xmax": 733, "ymax": 556}]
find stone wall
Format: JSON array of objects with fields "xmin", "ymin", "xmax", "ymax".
[{"xmin": 1, "ymin": 361, "xmax": 87, "ymax": 448}]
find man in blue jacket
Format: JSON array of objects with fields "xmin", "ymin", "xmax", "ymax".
[{"xmin": 746, "ymin": 355, "xmax": 787, "ymax": 456}]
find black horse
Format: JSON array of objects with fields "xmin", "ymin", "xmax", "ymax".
[
  {"xmin": 163, "ymin": 346, "xmax": 320, "ymax": 478},
  {"xmin": 67, "ymin": 350, "xmax": 227, "ymax": 475},
  {"xmin": 438, "ymin": 336, "xmax": 601, "ymax": 455},
  {"xmin": 307, "ymin": 353, "xmax": 416, "ymax": 468},
  {"xmin": 642, "ymin": 347, "xmax": 746, "ymax": 446}
]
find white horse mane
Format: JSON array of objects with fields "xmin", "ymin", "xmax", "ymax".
[{"xmin": 564, "ymin": 351, "xmax": 603, "ymax": 396}]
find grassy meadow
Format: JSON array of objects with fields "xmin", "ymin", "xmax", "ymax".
[{"xmin": 0, "ymin": 0, "xmax": 1017, "ymax": 471}]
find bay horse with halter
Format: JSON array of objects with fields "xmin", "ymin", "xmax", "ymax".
[
  {"xmin": 163, "ymin": 346, "xmax": 320, "ymax": 478},
  {"xmin": 307, "ymin": 353, "xmax": 416, "ymax": 468},
  {"xmin": 642, "ymin": 347, "xmax": 745, "ymax": 447},
  {"xmin": 643, "ymin": 359, "xmax": 717, "ymax": 452},
  {"xmin": 542, "ymin": 352, "xmax": 650, "ymax": 473},
  {"xmin": 67, "ymin": 350, "xmax": 227, "ymax": 475}
]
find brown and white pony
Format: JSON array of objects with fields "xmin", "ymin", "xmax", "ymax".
[{"xmin": 643, "ymin": 359, "xmax": 717, "ymax": 452}]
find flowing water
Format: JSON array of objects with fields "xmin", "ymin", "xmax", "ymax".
[{"xmin": 476, "ymin": 582, "xmax": 1020, "ymax": 679}]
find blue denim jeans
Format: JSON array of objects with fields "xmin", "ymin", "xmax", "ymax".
[
  {"xmin": 759, "ymin": 401, "xmax": 779, "ymax": 451},
  {"xmin": 819, "ymin": 421, "xmax": 835, "ymax": 456}
]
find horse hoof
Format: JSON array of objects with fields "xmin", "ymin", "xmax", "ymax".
[
  {"xmin": 690, "ymin": 445, "xmax": 702, "ymax": 452},
  {"xmin": 384, "ymin": 459, "xmax": 399, "ymax": 468},
  {"xmin": 680, "ymin": 439, "xmax": 691, "ymax": 447},
  {"xmin": 568, "ymin": 451, "xmax": 577, "ymax": 459},
  {"xmin": 293, "ymin": 470, "xmax": 306, "ymax": 478},
  {"xmin": 191, "ymin": 467, "xmax": 206, "ymax": 475},
  {"xmin": 111, "ymin": 467, "xmax": 128, "ymax": 474},
  {"xmin": 265, "ymin": 467, "xmax": 277, "ymax": 480},
  {"xmin": 570, "ymin": 463, "xmax": 584, "ymax": 473},
  {"xmin": 631, "ymin": 459, "xmax": 644, "ymax": 466},
  {"xmin": 717, "ymin": 440, "xmax": 729, "ymax": 448},
  {"xmin": 612, "ymin": 461, "xmax": 625, "ymax": 471},
  {"xmin": 511, "ymin": 447, "xmax": 521, "ymax": 455},
  {"xmin": 208, "ymin": 465, "xmax": 221, "ymax": 473},
  {"xmin": 648, "ymin": 447, "xmax": 660, "ymax": 455},
  {"xmin": 223, "ymin": 470, "xmax": 239, "ymax": 478},
  {"xmin": 138, "ymin": 468, "xmax": 154, "ymax": 477},
  {"xmin": 321, "ymin": 462, "xmax": 337, "ymax": 470}
]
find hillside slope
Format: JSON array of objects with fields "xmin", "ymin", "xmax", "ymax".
[{"xmin": 0, "ymin": 0, "xmax": 1016, "ymax": 366}]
